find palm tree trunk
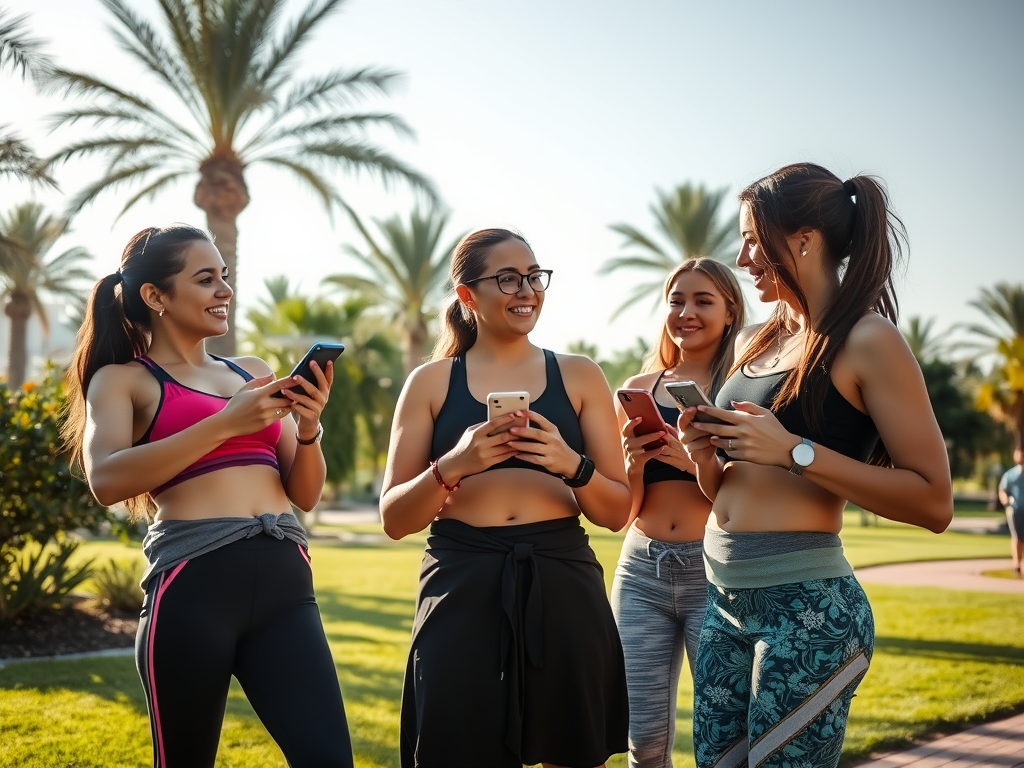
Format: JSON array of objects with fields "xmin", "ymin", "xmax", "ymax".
[
  {"xmin": 403, "ymin": 319, "xmax": 428, "ymax": 383},
  {"xmin": 194, "ymin": 155, "xmax": 250, "ymax": 357},
  {"xmin": 4, "ymin": 293, "xmax": 31, "ymax": 389}
]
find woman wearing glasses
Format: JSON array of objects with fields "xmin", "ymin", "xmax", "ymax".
[{"xmin": 381, "ymin": 228, "xmax": 631, "ymax": 768}]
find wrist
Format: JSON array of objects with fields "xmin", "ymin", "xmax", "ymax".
[
  {"xmin": 437, "ymin": 454, "xmax": 463, "ymax": 487},
  {"xmin": 296, "ymin": 422, "xmax": 322, "ymax": 445},
  {"xmin": 296, "ymin": 420, "xmax": 322, "ymax": 443}
]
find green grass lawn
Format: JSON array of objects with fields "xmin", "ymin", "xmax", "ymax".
[{"xmin": 0, "ymin": 512, "xmax": 1021, "ymax": 767}]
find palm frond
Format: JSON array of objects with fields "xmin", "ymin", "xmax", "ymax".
[
  {"xmin": 599, "ymin": 254, "xmax": 677, "ymax": 276},
  {"xmin": 608, "ymin": 222, "xmax": 671, "ymax": 260},
  {"xmin": 240, "ymin": 111, "xmax": 413, "ymax": 155},
  {"xmin": 259, "ymin": 155, "xmax": 340, "ymax": 213},
  {"xmin": 0, "ymin": 129, "xmax": 57, "ymax": 187},
  {"xmin": 115, "ymin": 170, "xmax": 191, "ymax": 219},
  {"xmin": 607, "ymin": 279, "xmax": 667, "ymax": 321},
  {"xmin": 0, "ymin": 8, "xmax": 51, "ymax": 80},
  {"xmin": 294, "ymin": 139, "xmax": 438, "ymax": 201},
  {"xmin": 258, "ymin": 0, "xmax": 345, "ymax": 90},
  {"xmin": 273, "ymin": 67, "xmax": 401, "ymax": 118},
  {"xmin": 63, "ymin": 161, "xmax": 169, "ymax": 217}
]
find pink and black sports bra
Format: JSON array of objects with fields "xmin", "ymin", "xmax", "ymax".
[{"xmin": 134, "ymin": 355, "xmax": 281, "ymax": 496}]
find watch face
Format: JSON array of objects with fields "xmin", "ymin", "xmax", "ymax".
[{"xmin": 793, "ymin": 441, "xmax": 815, "ymax": 466}]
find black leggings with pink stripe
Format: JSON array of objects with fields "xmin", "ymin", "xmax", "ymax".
[{"xmin": 135, "ymin": 535, "xmax": 353, "ymax": 768}]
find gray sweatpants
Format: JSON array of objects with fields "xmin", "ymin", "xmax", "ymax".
[{"xmin": 610, "ymin": 526, "xmax": 707, "ymax": 768}]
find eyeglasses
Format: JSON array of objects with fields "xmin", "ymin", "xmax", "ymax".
[{"xmin": 462, "ymin": 270, "xmax": 553, "ymax": 295}]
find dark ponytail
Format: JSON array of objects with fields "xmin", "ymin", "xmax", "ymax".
[
  {"xmin": 733, "ymin": 163, "xmax": 906, "ymax": 465},
  {"xmin": 431, "ymin": 228, "xmax": 530, "ymax": 360},
  {"xmin": 61, "ymin": 224, "xmax": 212, "ymax": 519}
]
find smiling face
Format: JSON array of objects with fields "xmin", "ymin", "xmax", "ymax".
[
  {"xmin": 737, "ymin": 201, "xmax": 804, "ymax": 306},
  {"xmin": 155, "ymin": 239, "xmax": 233, "ymax": 337},
  {"xmin": 664, "ymin": 270, "xmax": 733, "ymax": 355},
  {"xmin": 463, "ymin": 237, "xmax": 545, "ymax": 337}
]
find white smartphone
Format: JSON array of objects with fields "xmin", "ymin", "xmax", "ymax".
[
  {"xmin": 486, "ymin": 391, "xmax": 530, "ymax": 435},
  {"xmin": 663, "ymin": 381, "xmax": 729, "ymax": 425}
]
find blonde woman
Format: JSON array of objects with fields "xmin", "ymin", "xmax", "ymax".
[{"xmin": 610, "ymin": 258, "xmax": 744, "ymax": 767}]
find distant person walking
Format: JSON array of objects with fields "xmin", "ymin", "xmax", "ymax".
[
  {"xmin": 62, "ymin": 225, "xmax": 352, "ymax": 768},
  {"xmin": 999, "ymin": 447, "xmax": 1024, "ymax": 578}
]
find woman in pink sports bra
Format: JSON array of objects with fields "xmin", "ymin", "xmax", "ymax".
[{"xmin": 63, "ymin": 225, "xmax": 353, "ymax": 768}]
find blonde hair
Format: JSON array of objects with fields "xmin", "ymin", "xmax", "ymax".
[{"xmin": 642, "ymin": 258, "xmax": 745, "ymax": 396}]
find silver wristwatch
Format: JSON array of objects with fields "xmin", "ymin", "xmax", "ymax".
[{"xmin": 789, "ymin": 438, "xmax": 815, "ymax": 475}]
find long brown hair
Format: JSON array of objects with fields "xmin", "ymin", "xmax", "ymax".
[
  {"xmin": 61, "ymin": 224, "xmax": 213, "ymax": 520},
  {"xmin": 431, "ymin": 228, "xmax": 531, "ymax": 360},
  {"xmin": 642, "ymin": 257, "xmax": 745, "ymax": 396},
  {"xmin": 734, "ymin": 162, "xmax": 905, "ymax": 462}
]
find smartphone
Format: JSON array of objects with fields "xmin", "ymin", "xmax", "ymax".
[
  {"xmin": 272, "ymin": 342, "xmax": 346, "ymax": 398},
  {"xmin": 616, "ymin": 389, "xmax": 668, "ymax": 447},
  {"xmin": 486, "ymin": 391, "xmax": 530, "ymax": 435},
  {"xmin": 663, "ymin": 381, "xmax": 729, "ymax": 425}
]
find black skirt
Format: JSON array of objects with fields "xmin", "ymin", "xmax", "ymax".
[{"xmin": 400, "ymin": 517, "xmax": 629, "ymax": 768}]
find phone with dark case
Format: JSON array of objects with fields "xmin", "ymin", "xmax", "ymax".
[
  {"xmin": 272, "ymin": 342, "xmax": 345, "ymax": 398},
  {"xmin": 663, "ymin": 380, "xmax": 729, "ymax": 424},
  {"xmin": 616, "ymin": 389, "xmax": 669, "ymax": 447}
]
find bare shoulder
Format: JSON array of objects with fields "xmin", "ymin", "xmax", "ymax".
[
  {"xmin": 845, "ymin": 313, "xmax": 909, "ymax": 362},
  {"xmin": 87, "ymin": 359, "xmax": 149, "ymax": 400},
  {"xmin": 404, "ymin": 357, "xmax": 453, "ymax": 390},
  {"xmin": 735, "ymin": 322, "xmax": 765, "ymax": 355},
  {"xmin": 227, "ymin": 355, "xmax": 274, "ymax": 378},
  {"xmin": 553, "ymin": 351, "xmax": 607, "ymax": 386},
  {"xmin": 621, "ymin": 370, "xmax": 661, "ymax": 391}
]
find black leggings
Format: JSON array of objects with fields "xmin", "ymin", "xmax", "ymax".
[{"xmin": 135, "ymin": 535, "xmax": 353, "ymax": 768}]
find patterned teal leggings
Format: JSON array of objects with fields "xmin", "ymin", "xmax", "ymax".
[{"xmin": 692, "ymin": 576, "xmax": 874, "ymax": 768}]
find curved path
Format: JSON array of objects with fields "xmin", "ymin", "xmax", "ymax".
[{"xmin": 856, "ymin": 558, "xmax": 1024, "ymax": 594}]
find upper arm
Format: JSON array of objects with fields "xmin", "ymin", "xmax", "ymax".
[
  {"xmin": 850, "ymin": 316, "xmax": 950, "ymax": 484},
  {"xmin": 381, "ymin": 362, "xmax": 447, "ymax": 493},
  {"xmin": 83, "ymin": 365, "xmax": 138, "ymax": 480},
  {"xmin": 232, "ymin": 356, "xmax": 275, "ymax": 379},
  {"xmin": 567, "ymin": 356, "xmax": 628, "ymax": 484}
]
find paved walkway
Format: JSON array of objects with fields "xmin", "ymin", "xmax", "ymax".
[
  {"xmin": 852, "ymin": 710, "xmax": 1024, "ymax": 767},
  {"xmin": 856, "ymin": 558, "xmax": 1024, "ymax": 594}
]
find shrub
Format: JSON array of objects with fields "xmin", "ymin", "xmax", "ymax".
[
  {"xmin": 90, "ymin": 558, "xmax": 144, "ymax": 612},
  {"xmin": 0, "ymin": 370, "xmax": 109, "ymax": 619},
  {"xmin": 0, "ymin": 538, "xmax": 94, "ymax": 619}
]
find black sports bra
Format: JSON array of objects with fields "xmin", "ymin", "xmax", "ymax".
[
  {"xmin": 643, "ymin": 370, "xmax": 697, "ymax": 485},
  {"xmin": 715, "ymin": 367, "xmax": 879, "ymax": 462},
  {"xmin": 428, "ymin": 350, "xmax": 584, "ymax": 477}
]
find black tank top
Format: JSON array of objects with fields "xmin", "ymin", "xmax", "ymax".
[
  {"xmin": 643, "ymin": 370, "xmax": 697, "ymax": 485},
  {"xmin": 715, "ymin": 367, "xmax": 879, "ymax": 462},
  {"xmin": 428, "ymin": 349, "xmax": 584, "ymax": 476}
]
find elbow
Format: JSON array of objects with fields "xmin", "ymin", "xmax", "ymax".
[
  {"xmin": 380, "ymin": 516, "xmax": 407, "ymax": 541},
  {"xmin": 89, "ymin": 475, "xmax": 123, "ymax": 508},
  {"xmin": 924, "ymin": 487, "xmax": 955, "ymax": 534},
  {"xmin": 602, "ymin": 487, "xmax": 633, "ymax": 532}
]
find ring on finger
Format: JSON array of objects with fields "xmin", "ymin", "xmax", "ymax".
[
  {"xmin": 275, "ymin": 408, "xmax": 282, "ymax": 416},
  {"xmin": 728, "ymin": 438, "xmax": 734, "ymax": 451}
]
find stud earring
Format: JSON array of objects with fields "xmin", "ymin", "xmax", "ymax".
[
  {"xmin": 159, "ymin": 309, "xmax": 165, "ymax": 317},
  {"xmin": 800, "ymin": 249, "xmax": 808, "ymax": 257}
]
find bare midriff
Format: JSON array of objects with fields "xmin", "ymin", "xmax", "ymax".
[
  {"xmin": 435, "ymin": 468, "xmax": 580, "ymax": 527},
  {"xmin": 709, "ymin": 461, "xmax": 845, "ymax": 534},
  {"xmin": 633, "ymin": 480, "xmax": 711, "ymax": 542},
  {"xmin": 153, "ymin": 465, "xmax": 292, "ymax": 521}
]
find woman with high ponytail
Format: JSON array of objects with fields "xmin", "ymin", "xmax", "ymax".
[
  {"xmin": 676, "ymin": 163, "xmax": 953, "ymax": 767},
  {"xmin": 63, "ymin": 225, "xmax": 353, "ymax": 768},
  {"xmin": 382, "ymin": 228, "xmax": 631, "ymax": 767}
]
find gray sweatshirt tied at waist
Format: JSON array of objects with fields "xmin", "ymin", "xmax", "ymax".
[{"xmin": 140, "ymin": 512, "xmax": 308, "ymax": 590}]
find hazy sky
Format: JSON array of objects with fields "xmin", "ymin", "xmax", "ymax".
[{"xmin": 3, "ymin": 0, "xmax": 1021, "ymax": 358}]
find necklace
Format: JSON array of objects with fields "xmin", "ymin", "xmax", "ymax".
[{"xmin": 764, "ymin": 334, "xmax": 784, "ymax": 369}]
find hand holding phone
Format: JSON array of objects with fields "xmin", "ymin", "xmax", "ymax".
[
  {"xmin": 486, "ymin": 391, "xmax": 530, "ymax": 435},
  {"xmin": 616, "ymin": 389, "xmax": 669, "ymax": 446},
  {"xmin": 272, "ymin": 342, "xmax": 345, "ymax": 398},
  {"xmin": 663, "ymin": 381, "xmax": 728, "ymax": 425}
]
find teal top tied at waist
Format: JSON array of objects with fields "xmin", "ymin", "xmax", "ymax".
[
  {"xmin": 702, "ymin": 527, "xmax": 853, "ymax": 589},
  {"xmin": 140, "ymin": 512, "xmax": 308, "ymax": 590}
]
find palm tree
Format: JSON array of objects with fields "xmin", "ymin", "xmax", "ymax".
[
  {"xmin": 0, "ymin": 203, "xmax": 93, "ymax": 388},
  {"xmin": 0, "ymin": 7, "xmax": 55, "ymax": 186},
  {"xmin": 902, "ymin": 316, "xmax": 948, "ymax": 362},
  {"xmin": 46, "ymin": 0, "xmax": 436, "ymax": 356},
  {"xmin": 601, "ymin": 183, "xmax": 739, "ymax": 319},
  {"xmin": 964, "ymin": 283, "xmax": 1024, "ymax": 451},
  {"xmin": 242, "ymin": 277, "xmax": 403, "ymax": 499},
  {"xmin": 325, "ymin": 206, "xmax": 464, "ymax": 381}
]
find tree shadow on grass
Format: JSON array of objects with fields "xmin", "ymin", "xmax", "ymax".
[
  {"xmin": 0, "ymin": 654, "xmax": 150, "ymax": 716},
  {"xmin": 873, "ymin": 635, "xmax": 1024, "ymax": 665},
  {"xmin": 316, "ymin": 591, "xmax": 415, "ymax": 642}
]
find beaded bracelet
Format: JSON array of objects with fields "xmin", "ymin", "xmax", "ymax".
[{"xmin": 430, "ymin": 459, "xmax": 460, "ymax": 492}]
